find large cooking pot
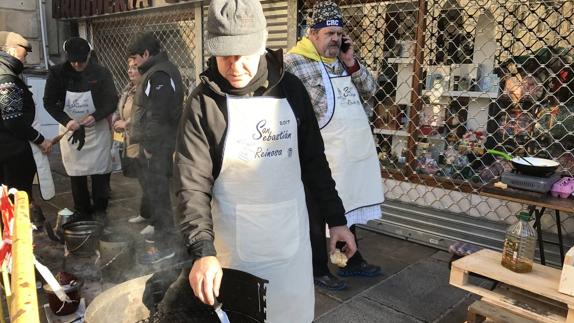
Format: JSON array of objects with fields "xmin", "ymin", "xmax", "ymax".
[
  {"xmin": 62, "ymin": 221, "xmax": 103, "ymax": 257},
  {"xmin": 488, "ymin": 150, "xmax": 560, "ymax": 176},
  {"xmin": 86, "ymin": 268, "xmax": 268, "ymax": 323}
]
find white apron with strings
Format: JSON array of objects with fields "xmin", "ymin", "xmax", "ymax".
[
  {"xmin": 60, "ymin": 90, "xmax": 112, "ymax": 176},
  {"xmin": 319, "ymin": 63, "xmax": 384, "ymax": 225},
  {"xmin": 212, "ymin": 96, "xmax": 313, "ymax": 323},
  {"xmin": 29, "ymin": 119, "xmax": 54, "ymax": 200}
]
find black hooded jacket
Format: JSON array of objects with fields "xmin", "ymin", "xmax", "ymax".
[
  {"xmin": 0, "ymin": 52, "xmax": 44, "ymax": 161},
  {"xmin": 131, "ymin": 51, "xmax": 184, "ymax": 157},
  {"xmin": 43, "ymin": 59, "xmax": 118, "ymax": 127},
  {"xmin": 174, "ymin": 49, "xmax": 347, "ymax": 259}
]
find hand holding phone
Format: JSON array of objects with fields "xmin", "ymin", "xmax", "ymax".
[{"xmin": 340, "ymin": 38, "xmax": 350, "ymax": 53}]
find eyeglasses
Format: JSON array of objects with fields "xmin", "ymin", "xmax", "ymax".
[{"xmin": 128, "ymin": 67, "xmax": 138, "ymax": 71}]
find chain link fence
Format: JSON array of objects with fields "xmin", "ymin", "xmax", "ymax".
[
  {"xmin": 82, "ymin": 0, "xmax": 574, "ymax": 234},
  {"xmin": 297, "ymin": 0, "xmax": 574, "ymax": 233},
  {"xmin": 88, "ymin": 4, "xmax": 199, "ymax": 95}
]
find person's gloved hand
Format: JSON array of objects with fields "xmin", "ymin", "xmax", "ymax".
[{"xmin": 68, "ymin": 126, "xmax": 85, "ymax": 151}]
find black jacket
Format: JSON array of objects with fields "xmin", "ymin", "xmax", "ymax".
[
  {"xmin": 131, "ymin": 51, "xmax": 184, "ymax": 156},
  {"xmin": 174, "ymin": 49, "xmax": 347, "ymax": 260},
  {"xmin": 0, "ymin": 52, "xmax": 44, "ymax": 161},
  {"xmin": 43, "ymin": 59, "xmax": 118, "ymax": 127}
]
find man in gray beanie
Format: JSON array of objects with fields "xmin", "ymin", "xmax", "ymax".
[
  {"xmin": 285, "ymin": 1, "xmax": 383, "ymax": 291},
  {"xmin": 160, "ymin": 0, "xmax": 356, "ymax": 321}
]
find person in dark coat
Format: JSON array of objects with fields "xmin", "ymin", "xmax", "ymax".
[
  {"xmin": 0, "ymin": 31, "xmax": 51, "ymax": 226},
  {"xmin": 43, "ymin": 37, "xmax": 118, "ymax": 223},
  {"xmin": 127, "ymin": 32, "xmax": 184, "ymax": 264}
]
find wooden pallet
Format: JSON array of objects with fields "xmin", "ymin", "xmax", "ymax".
[
  {"xmin": 450, "ymin": 249, "xmax": 574, "ymax": 323},
  {"xmin": 467, "ymin": 300, "xmax": 539, "ymax": 323}
]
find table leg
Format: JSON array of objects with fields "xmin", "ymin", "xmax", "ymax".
[
  {"xmin": 532, "ymin": 206, "xmax": 545, "ymax": 265},
  {"xmin": 556, "ymin": 210, "xmax": 565, "ymax": 264},
  {"xmin": 567, "ymin": 306, "xmax": 574, "ymax": 323}
]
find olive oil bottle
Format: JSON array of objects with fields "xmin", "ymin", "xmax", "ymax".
[{"xmin": 501, "ymin": 211, "xmax": 537, "ymax": 273}]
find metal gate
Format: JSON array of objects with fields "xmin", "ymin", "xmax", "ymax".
[
  {"xmin": 88, "ymin": 4, "xmax": 201, "ymax": 95},
  {"xmin": 83, "ymin": 0, "xmax": 574, "ymax": 236},
  {"xmin": 88, "ymin": 0, "xmax": 292, "ymax": 94}
]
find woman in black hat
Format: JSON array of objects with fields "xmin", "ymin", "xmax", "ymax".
[{"xmin": 43, "ymin": 37, "xmax": 118, "ymax": 223}]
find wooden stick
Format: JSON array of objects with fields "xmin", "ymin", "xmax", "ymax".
[{"xmin": 50, "ymin": 129, "xmax": 70, "ymax": 145}]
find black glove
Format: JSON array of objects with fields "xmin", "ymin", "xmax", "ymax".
[{"xmin": 68, "ymin": 126, "xmax": 85, "ymax": 151}]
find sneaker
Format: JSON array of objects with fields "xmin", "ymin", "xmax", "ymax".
[
  {"xmin": 140, "ymin": 225, "xmax": 155, "ymax": 235},
  {"xmin": 337, "ymin": 261, "xmax": 382, "ymax": 277},
  {"xmin": 138, "ymin": 246, "xmax": 175, "ymax": 265},
  {"xmin": 314, "ymin": 273, "xmax": 347, "ymax": 290},
  {"xmin": 128, "ymin": 214, "xmax": 147, "ymax": 223}
]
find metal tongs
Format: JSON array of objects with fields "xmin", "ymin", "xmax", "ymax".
[{"xmin": 214, "ymin": 296, "xmax": 231, "ymax": 323}]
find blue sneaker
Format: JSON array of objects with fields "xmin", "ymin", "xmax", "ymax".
[
  {"xmin": 138, "ymin": 245, "xmax": 175, "ymax": 265},
  {"xmin": 337, "ymin": 261, "xmax": 382, "ymax": 277}
]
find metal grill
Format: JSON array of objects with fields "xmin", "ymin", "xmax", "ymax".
[
  {"xmin": 136, "ymin": 309, "xmax": 220, "ymax": 323},
  {"xmin": 297, "ymin": 0, "xmax": 574, "ymax": 233},
  {"xmin": 88, "ymin": 4, "xmax": 200, "ymax": 95}
]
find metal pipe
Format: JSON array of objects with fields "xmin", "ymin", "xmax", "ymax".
[{"xmin": 38, "ymin": 0, "xmax": 50, "ymax": 69}]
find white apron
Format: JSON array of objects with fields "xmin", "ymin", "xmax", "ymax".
[
  {"xmin": 212, "ymin": 96, "xmax": 314, "ymax": 323},
  {"xmin": 29, "ymin": 120, "xmax": 54, "ymax": 200},
  {"xmin": 60, "ymin": 90, "xmax": 112, "ymax": 176},
  {"xmin": 320, "ymin": 66, "xmax": 384, "ymax": 221}
]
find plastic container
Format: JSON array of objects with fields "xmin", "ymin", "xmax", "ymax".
[{"xmin": 501, "ymin": 211, "xmax": 537, "ymax": 273}]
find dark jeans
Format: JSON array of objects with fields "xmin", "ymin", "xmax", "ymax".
[
  {"xmin": 0, "ymin": 144, "xmax": 36, "ymax": 200},
  {"xmin": 136, "ymin": 160, "xmax": 152, "ymax": 220},
  {"xmin": 138, "ymin": 153, "xmax": 175, "ymax": 250},
  {"xmin": 308, "ymin": 195, "xmax": 365, "ymax": 276},
  {"xmin": 70, "ymin": 174, "xmax": 110, "ymax": 215}
]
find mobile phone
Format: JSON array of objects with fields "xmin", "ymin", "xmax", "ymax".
[{"xmin": 340, "ymin": 39, "xmax": 350, "ymax": 53}]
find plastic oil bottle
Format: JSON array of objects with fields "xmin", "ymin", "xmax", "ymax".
[{"xmin": 501, "ymin": 211, "xmax": 537, "ymax": 273}]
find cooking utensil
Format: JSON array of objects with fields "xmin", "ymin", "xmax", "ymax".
[
  {"xmin": 488, "ymin": 149, "xmax": 560, "ymax": 176},
  {"xmin": 488, "ymin": 150, "xmax": 533, "ymax": 165}
]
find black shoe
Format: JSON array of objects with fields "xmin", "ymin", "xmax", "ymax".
[
  {"xmin": 314, "ymin": 273, "xmax": 347, "ymax": 290},
  {"xmin": 93, "ymin": 211, "xmax": 108, "ymax": 226},
  {"xmin": 337, "ymin": 261, "xmax": 382, "ymax": 277},
  {"xmin": 67, "ymin": 211, "xmax": 91, "ymax": 224},
  {"xmin": 30, "ymin": 206, "xmax": 45, "ymax": 230}
]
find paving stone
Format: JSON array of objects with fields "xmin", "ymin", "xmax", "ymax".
[
  {"xmin": 314, "ymin": 291, "xmax": 342, "ymax": 318},
  {"xmin": 363, "ymin": 258, "xmax": 469, "ymax": 322},
  {"xmin": 431, "ymin": 250, "xmax": 453, "ymax": 263},
  {"xmin": 315, "ymin": 297, "xmax": 422, "ymax": 323},
  {"xmin": 317, "ymin": 231, "xmax": 438, "ymax": 301},
  {"xmin": 434, "ymin": 294, "xmax": 480, "ymax": 323}
]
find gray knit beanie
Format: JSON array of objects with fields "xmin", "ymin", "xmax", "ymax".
[{"xmin": 205, "ymin": 0, "xmax": 267, "ymax": 56}]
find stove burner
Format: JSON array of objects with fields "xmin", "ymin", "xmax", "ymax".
[{"xmin": 501, "ymin": 172, "xmax": 561, "ymax": 193}]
